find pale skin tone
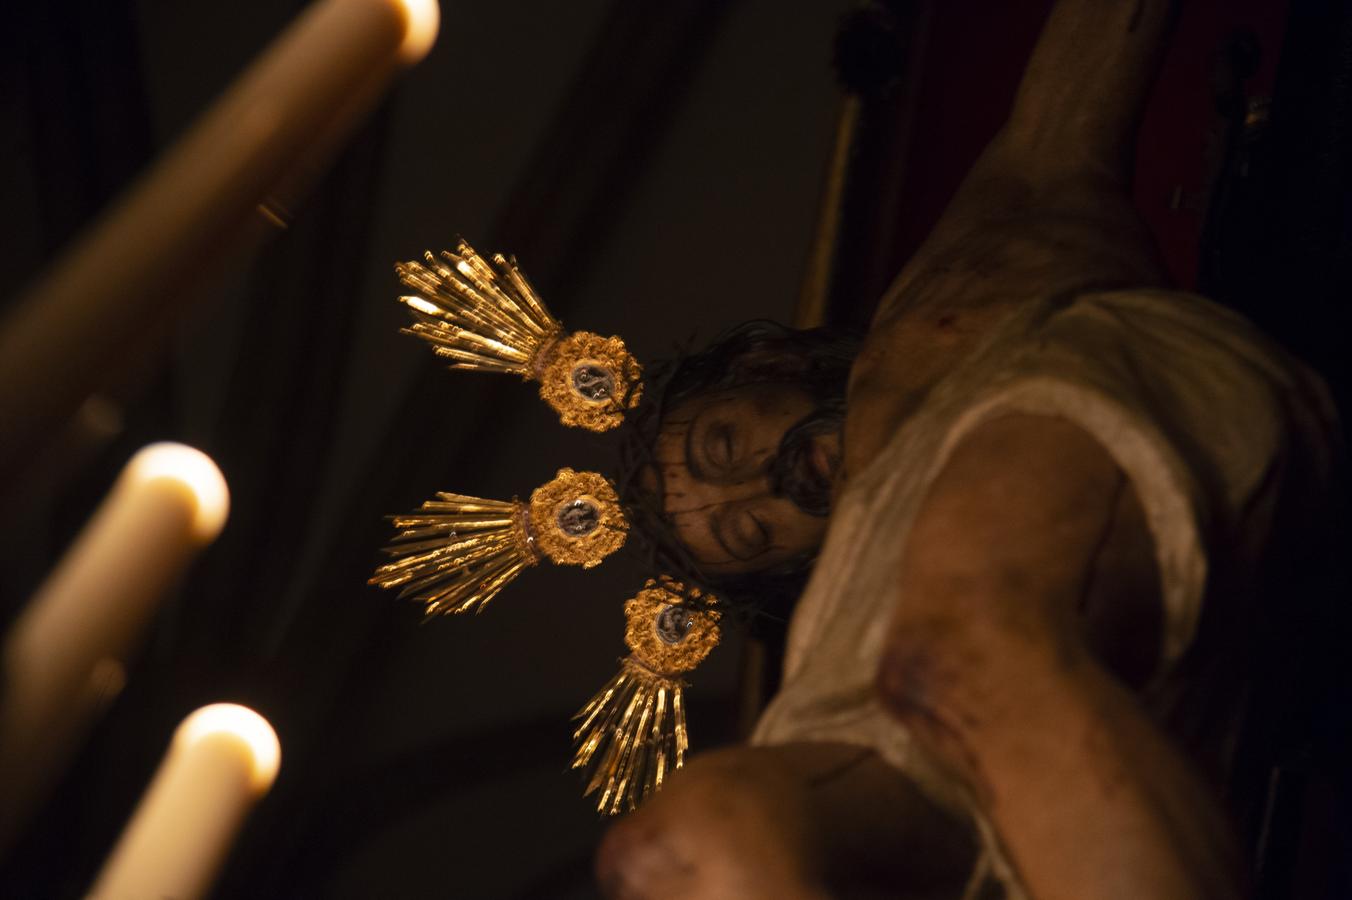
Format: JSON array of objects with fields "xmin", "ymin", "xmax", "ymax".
[{"xmin": 598, "ymin": 0, "xmax": 1245, "ymax": 897}]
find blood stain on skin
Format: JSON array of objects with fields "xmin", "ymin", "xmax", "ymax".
[{"xmin": 876, "ymin": 641, "xmax": 995, "ymax": 807}]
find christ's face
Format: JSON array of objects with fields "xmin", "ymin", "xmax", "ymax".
[{"xmin": 646, "ymin": 384, "xmax": 842, "ymax": 575}]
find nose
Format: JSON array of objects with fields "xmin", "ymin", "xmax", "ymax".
[
  {"xmin": 677, "ymin": 462, "xmax": 771, "ymax": 510},
  {"xmin": 702, "ymin": 442, "xmax": 778, "ymax": 489},
  {"xmin": 715, "ymin": 452, "xmax": 781, "ymax": 503}
]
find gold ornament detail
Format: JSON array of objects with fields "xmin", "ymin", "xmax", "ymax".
[
  {"xmin": 367, "ymin": 492, "xmax": 535, "ymax": 616},
  {"xmin": 369, "ymin": 470, "xmax": 627, "ymax": 616},
  {"xmin": 623, "ymin": 580, "xmax": 721, "ymax": 674},
  {"xmin": 529, "ymin": 468, "xmax": 627, "ymax": 568},
  {"xmin": 572, "ymin": 579, "xmax": 721, "ymax": 815},
  {"xmin": 537, "ymin": 332, "xmax": 643, "ymax": 431},
  {"xmin": 395, "ymin": 238, "xmax": 641, "ymax": 431}
]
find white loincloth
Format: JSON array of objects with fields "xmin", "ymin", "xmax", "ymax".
[{"xmin": 750, "ymin": 288, "xmax": 1338, "ymax": 898}]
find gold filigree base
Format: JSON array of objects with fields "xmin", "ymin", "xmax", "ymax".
[
  {"xmin": 537, "ymin": 331, "xmax": 642, "ymax": 432},
  {"xmin": 528, "ymin": 468, "xmax": 627, "ymax": 568}
]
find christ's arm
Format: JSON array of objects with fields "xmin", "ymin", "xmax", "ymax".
[
  {"xmin": 869, "ymin": 0, "xmax": 1179, "ymax": 334},
  {"xmin": 847, "ymin": 0, "xmax": 1178, "ymax": 470},
  {"xmin": 877, "ymin": 412, "xmax": 1243, "ymax": 899}
]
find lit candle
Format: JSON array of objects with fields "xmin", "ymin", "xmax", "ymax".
[
  {"xmin": 0, "ymin": 0, "xmax": 440, "ymax": 485},
  {"xmin": 89, "ymin": 704, "xmax": 281, "ymax": 900},
  {"xmin": 0, "ymin": 443, "xmax": 229, "ymax": 851}
]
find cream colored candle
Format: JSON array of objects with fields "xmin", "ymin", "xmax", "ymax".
[
  {"xmin": 89, "ymin": 704, "xmax": 281, "ymax": 900},
  {"xmin": 0, "ymin": 0, "xmax": 440, "ymax": 484},
  {"xmin": 0, "ymin": 443, "xmax": 229, "ymax": 851}
]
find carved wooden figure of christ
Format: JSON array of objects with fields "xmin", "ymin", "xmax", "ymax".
[{"xmin": 595, "ymin": 1, "xmax": 1338, "ymax": 898}]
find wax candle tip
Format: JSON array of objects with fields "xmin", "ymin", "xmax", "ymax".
[
  {"xmin": 394, "ymin": 0, "xmax": 439, "ymax": 63},
  {"xmin": 175, "ymin": 704, "xmax": 281, "ymax": 792},
  {"xmin": 126, "ymin": 443, "xmax": 230, "ymax": 542}
]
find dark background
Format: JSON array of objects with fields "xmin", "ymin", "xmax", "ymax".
[{"xmin": 2, "ymin": 0, "xmax": 1349, "ymax": 897}]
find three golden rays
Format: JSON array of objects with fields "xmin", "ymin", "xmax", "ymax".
[{"xmin": 369, "ymin": 239, "xmax": 721, "ymax": 815}]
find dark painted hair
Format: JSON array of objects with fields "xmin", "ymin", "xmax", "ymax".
[{"xmin": 615, "ymin": 320, "xmax": 861, "ymax": 627}]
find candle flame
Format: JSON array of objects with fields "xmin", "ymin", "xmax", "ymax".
[
  {"xmin": 392, "ymin": 0, "xmax": 439, "ymax": 63},
  {"xmin": 174, "ymin": 704, "xmax": 281, "ymax": 794},
  {"xmin": 125, "ymin": 443, "xmax": 230, "ymax": 543}
]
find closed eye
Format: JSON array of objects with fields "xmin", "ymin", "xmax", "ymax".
[
  {"xmin": 710, "ymin": 507, "xmax": 771, "ymax": 562},
  {"xmin": 734, "ymin": 510, "xmax": 771, "ymax": 559},
  {"xmin": 701, "ymin": 421, "xmax": 736, "ymax": 474},
  {"xmin": 716, "ymin": 424, "xmax": 735, "ymax": 468}
]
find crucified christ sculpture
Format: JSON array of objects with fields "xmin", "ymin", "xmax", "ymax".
[{"xmin": 600, "ymin": 1, "xmax": 1339, "ymax": 897}]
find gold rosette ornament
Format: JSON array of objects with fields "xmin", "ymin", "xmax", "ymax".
[
  {"xmin": 396, "ymin": 238, "xmax": 641, "ymax": 431},
  {"xmin": 369, "ymin": 469, "xmax": 626, "ymax": 616},
  {"xmin": 572, "ymin": 579, "xmax": 721, "ymax": 815}
]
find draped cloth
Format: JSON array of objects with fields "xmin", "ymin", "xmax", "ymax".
[{"xmin": 750, "ymin": 289, "xmax": 1339, "ymax": 898}]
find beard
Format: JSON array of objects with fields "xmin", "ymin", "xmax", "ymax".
[{"xmin": 769, "ymin": 399, "xmax": 845, "ymax": 517}]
